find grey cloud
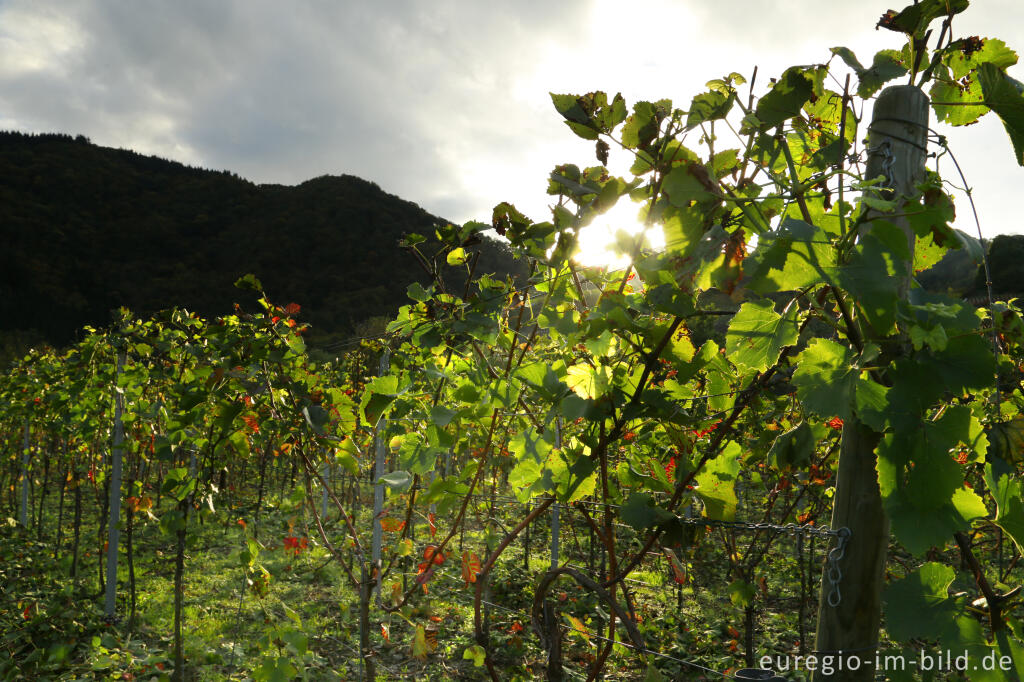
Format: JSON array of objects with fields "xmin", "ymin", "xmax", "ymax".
[{"xmin": 0, "ymin": 0, "xmax": 590, "ymax": 223}]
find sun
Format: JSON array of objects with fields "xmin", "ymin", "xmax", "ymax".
[{"xmin": 572, "ymin": 199, "xmax": 665, "ymax": 269}]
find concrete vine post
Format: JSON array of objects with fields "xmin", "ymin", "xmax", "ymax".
[{"xmin": 812, "ymin": 85, "xmax": 929, "ymax": 681}]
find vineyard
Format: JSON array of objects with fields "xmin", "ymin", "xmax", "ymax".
[{"xmin": 5, "ymin": 2, "xmax": 1024, "ymax": 680}]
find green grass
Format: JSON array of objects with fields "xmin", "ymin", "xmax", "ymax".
[{"xmin": 1, "ymin": 478, "xmax": 914, "ymax": 681}]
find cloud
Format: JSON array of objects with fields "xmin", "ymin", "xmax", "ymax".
[
  {"xmin": 0, "ymin": 0, "xmax": 595, "ymax": 223},
  {"xmin": 1, "ymin": 0, "xmax": 1022, "ymax": 234}
]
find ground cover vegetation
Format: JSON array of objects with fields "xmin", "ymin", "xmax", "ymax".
[{"xmin": 4, "ymin": 1, "xmax": 1024, "ymax": 680}]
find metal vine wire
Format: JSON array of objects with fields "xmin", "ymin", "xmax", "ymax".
[{"xmin": 929, "ymin": 130, "xmax": 1004, "ymax": 418}]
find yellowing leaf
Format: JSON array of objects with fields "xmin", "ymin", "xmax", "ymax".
[
  {"xmin": 566, "ymin": 364, "xmax": 610, "ymax": 400},
  {"xmin": 447, "ymin": 247, "xmax": 467, "ymax": 265},
  {"xmin": 565, "ymin": 614, "xmax": 591, "ymax": 644},
  {"xmin": 664, "ymin": 548, "xmax": 687, "ymax": 585},
  {"xmin": 412, "ymin": 625, "xmax": 430, "ymax": 660}
]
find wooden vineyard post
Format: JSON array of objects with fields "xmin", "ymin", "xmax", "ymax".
[
  {"xmin": 550, "ymin": 418, "xmax": 562, "ymax": 571},
  {"xmin": 371, "ymin": 349, "xmax": 390, "ymax": 604},
  {"xmin": 104, "ymin": 352, "xmax": 126, "ymax": 620},
  {"xmin": 812, "ymin": 85, "xmax": 929, "ymax": 681}
]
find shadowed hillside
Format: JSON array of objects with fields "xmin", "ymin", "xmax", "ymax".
[{"xmin": 0, "ymin": 131, "xmax": 524, "ymax": 351}]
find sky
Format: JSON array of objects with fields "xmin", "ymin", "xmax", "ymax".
[{"xmin": 2, "ymin": 0, "xmax": 1022, "ymax": 265}]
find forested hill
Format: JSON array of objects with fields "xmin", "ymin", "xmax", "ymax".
[{"xmin": 0, "ymin": 131, "xmax": 524, "ymax": 350}]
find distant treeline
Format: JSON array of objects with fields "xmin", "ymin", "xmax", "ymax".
[{"xmin": 0, "ymin": 131, "xmax": 525, "ymax": 354}]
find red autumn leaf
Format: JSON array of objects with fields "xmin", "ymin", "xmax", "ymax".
[
  {"xmin": 241, "ymin": 415, "xmax": 260, "ymax": 433},
  {"xmin": 827, "ymin": 416, "xmax": 844, "ymax": 430},
  {"xmin": 423, "ymin": 545, "xmax": 445, "ymax": 564},
  {"xmin": 427, "ymin": 512, "xmax": 437, "ymax": 538},
  {"xmin": 284, "ymin": 302, "xmax": 301, "ymax": 315},
  {"xmin": 461, "ymin": 551, "xmax": 481, "ymax": 587},
  {"xmin": 283, "ymin": 535, "xmax": 306, "ymax": 556},
  {"xmin": 379, "ymin": 517, "xmax": 405, "ymax": 532}
]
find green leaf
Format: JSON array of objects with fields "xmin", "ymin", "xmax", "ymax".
[
  {"xmin": 407, "ymin": 282, "xmax": 430, "ymax": 302},
  {"xmin": 855, "ymin": 49, "xmax": 909, "ymax": 99},
  {"xmin": 253, "ymin": 657, "xmax": 298, "ymax": 682},
  {"xmin": 792, "ymin": 339, "xmax": 857, "ymax": 420},
  {"xmin": 945, "ymin": 38, "xmax": 1019, "ymax": 80},
  {"xmin": 767, "ymin": 422, "xmax": 814, "ymax": 470},
  {"xmin": 429, "ymin": 405, "xmax": 457, "ymax": 428},
  {"xmin": 931, "ymin": 72, "xmax": 989, "ymax": 126},
  {"xmin": 881, "ymin": 470, "xmax": 987, "ymax": 555},
  {"xmin": 745, "ymin": 218, "xmax": 837, "ymax": 293},
  {"xmin": 284, "ymin": 332, "xmax": 305, "ymax": 356},
  {"xmin": 302, "ymin": 404, "xmax": 329, "ymax": 435},
  {"xmin": 883, "ymin": 563, "xmax": 962, "ymax": 640},
  {"xmin": 662, "ymin": 163, "xmax": 716, "ymax": 207},
  {"xmin": 621, "ymin": 492, "xmax": 674, "ymax": 531},
  {"xmin": 551, "ymin": 93, "xmax": 593, "ymax": 125},
  {"xmin": 725, "ymin": 300, "xmax": 799, "ymax": 372},
  {"xmin": 159, "ymin": 508, "xmax": 187, "ymax": 534},
  {"xmin": 881, "ymin": 0, "xmax": 968, "ymax": 38},
  {"xmin": 621, "ymin": 101, "xmax": 664, "ymax": 149},
  {"xmin": 508, "ymin": 459, "xmax": 544, "ymax": 501},
  {"xmin": 686, "ymin": 89, "xmax": 735, "ymax": 130},
  {"xmin": 161, "ymin": 467, "xmax": 196, "ymax": 503},
  {"xmin": 279, "ymin": 485, "xmax": 306, "ymax": 512},
  {"xmin": 754, "ymin": 67, "xmax": 815, "ymax": 131},
  {"xmin": 377, "ymin": 470, "xmax": 413, "ymax": 492},
  {"xmin": 215, "ymin": 401, "xmax": 244, "ymax": 435},
  {"xmin": 728, "ymin": 579, "xmax": 756, "ymax": 608},
  {"xmin": 463, "ymin": 644, "xmax": 487, "ymax": 667},
  {"xmin": 694, "ymin": 441, "xmax": 740, "ymax": 520},
  {"xmin": 979, "ymin": 62, "xmax": 1024, "ymax": 166},
  {"xmin": 661, "ymin": 206, "xmax": 706, "ymax": 260},
  {"xmin": 234, "ymin": 273, "xmax": 263, "ymax": 291},
  {"xmin": 334, "ymin": 439, "xmax": 360, "ymax": 476},
  {"xmin": 360, "ymin": 375, "xmax": 403, "ymax": 427},
  {"xmin": 985, "ymin": 464, "xmax": 1024, "ymax": 554},
  {"xmin": 838, "ymin": 230, "xmax": 905, "ymax": 334}
]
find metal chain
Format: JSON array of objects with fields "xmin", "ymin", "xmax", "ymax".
[
  {"xmin": 826, "ymin": 527, "xmax": 851, "ymax": 608},
  {"xmin": 865, "ymin": 139, "xmax": 896, "ymax": 193},
  {"xmin": 681, "ymin": 518, "xmax": 851, "ymax": 606}
]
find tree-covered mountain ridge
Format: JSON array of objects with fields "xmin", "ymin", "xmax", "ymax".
[{"xmin": 0, "ymin": 131, "xmax": 524, "ymax": 353}]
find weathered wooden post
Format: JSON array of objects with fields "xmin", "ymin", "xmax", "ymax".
[
  {"xmin": 104, "ymin": 353, "xmax": 126, "ymax": 620},
  {"xmin": 550, "ymin": 418, "xmax": 562, "ymax": 570},
  {"xmin": 371, "ymin": 350, "xmax": 390, "ymax": 604},
  {"xmin": 812, "ymin": 85, "xmax": 929, "ymax": 681}
]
